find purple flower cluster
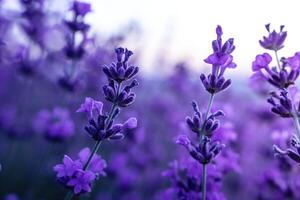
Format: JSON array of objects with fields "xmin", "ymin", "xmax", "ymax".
[
  {"xmin": 59, "ymin": 1, "xmax": 92, "ymax": 92},
  {"xmin": 54, "ymin": 147, "xmax": 107, "ymax": 194},
  {"xmin": 200, "ymin": 25, "xmax": 236, "ymax": 94},
  {"xmin": 32, "ymin": 107, "xmax": 75, "ymax": 142}
]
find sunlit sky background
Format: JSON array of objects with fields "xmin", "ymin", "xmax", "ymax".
[{"xmin": 5, "ymin": 0, "xmax": 300, "ymax": 77}]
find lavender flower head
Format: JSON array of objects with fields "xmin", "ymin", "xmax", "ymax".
[
  {"xmin": 274, "ymin": 135, "xmax": 300, "ymax": 165},
  {"xmin": 252, "ymin": 52, "xmax": 299, "ymax": 89},
  {"xmin": 53, "ymin": 147, "xmax": 107, "ymax": 194},
  {"xmin": 201, "ymin": 25, "xmax": 236, "ymax": 94},
  {"xmin": 259, "ymin": 24, "xmax": 287, "ymax": 51},
  {"xmin": 77, "ymin": 97, "xmax": 137, "ymax": 141},
  {"xmin": 33, "ymin": 107, "xmax": 75, "ymax": 142}
]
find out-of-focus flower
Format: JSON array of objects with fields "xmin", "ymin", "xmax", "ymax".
[
  {"xmin": 287, "ymin": 52, "xmax": 300, "ymax": 70},
  {"xmin": 252, "ymin": 53, "xmax": 272, "ymax": 71},
  {"xmin": 32, "ymin": 107, "xmax": 75, "ymax": 142},
  {"xmin": 259, "ymin": 24, "xmax": 287, "ymax": 51},
  {"xmin": 72, "ymin": 1, "xmax": 91, "ymax": 16},
  {"xmin": 4, "ymin": 194, "xmax": 19, "ymax": 200}
]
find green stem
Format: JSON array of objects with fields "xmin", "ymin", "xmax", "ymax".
[
  {"xmin": 274, "ymin": 50, "xmax": 281, "ymax": 71},
  {"xmin": 204, "ymin": 94, "xmax": 215, "ymax": 123},
  {"xmin": 200, "ymin": 93, "xmax": 215, "ymax": 200},
  {"xmin": 202, "ymin": 164, "xmax": 207, "ymax": 200},
  {"xmin": 64, "ymin": 191, "xmax": 73, "ymax": 200},
  {"xmin": 292, "ymin": 110, "xmax": 300, "ymax": 140}
]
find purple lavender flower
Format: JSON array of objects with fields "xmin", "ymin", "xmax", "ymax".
[
  {"xmin": 72, "ymin": 1, "xmax": 91, "ymax": 16},
  {"xmin": 67, "ymin": 170, "xmax": 96, "ymax": 194},
  {"xmin": 267, "ymin": 90, "xmax": 294, "ymax": 118},
  {"xmin": 59, "ymin": 1, "xmax": 92, "ymax": 92},
  {"xmin": 58, "ymin": 47, "xmax": 139, "ymax": 199},
  {"xmin": 259, "ymin": 24, "xmax": 287, "ymax": 51},
  {"xmin": 103, "ymin": 47, "xmax": 139, "ymax": 83},
  {"xmin": 201, "ymin": 25, "xmax": 235, "ymax": 94},
  {"xmin": 175, "ymin": 25, "xmax": 235, "ymax": 200},
  {"xmin": 54, "ymin": 155, "xmax": 83, "ymax": 179},
  {"xmin": 252, "ymin": 53, "xmax": 299, "ymax": 89},
  {"xmin": 77, "ymin": 97, "xmax": 138, "ymax": 141},
  {"xmin": 274, "ymin": 135, "xmax": 300, "ymax": 165},
  {"xmin": 287, "ymin": 52, "xmax": 300, "ymax": 70},
  {"xmin": 32, "ymin": 107, "xmax": 75, "ymax": 142},
  {"xmin": 4, "ymin": 194, "xmax": 19, "ymax": 200},
  {"xmin": 53, "ymin": 147, "xmax": 106, "ymax": 194},
  {"xmin": 78, "ymin": 147, "xmax": 107, "ymax": 176},
  {"xmin": 76, "ymin": 97, "xmax": 103, "ymax": 120},
  {"xmin": 176, "ymin": 135, "xmax": 224, "ymax": 164}
]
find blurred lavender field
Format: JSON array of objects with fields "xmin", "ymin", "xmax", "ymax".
[{"xmin": 1, "ymin": 0, "xmax": 300, "ymax": 200}]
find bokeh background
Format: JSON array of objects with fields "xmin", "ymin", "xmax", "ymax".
[{"xmin": 1, "ymin": 0, "xmax": 300, "ymax": 199}]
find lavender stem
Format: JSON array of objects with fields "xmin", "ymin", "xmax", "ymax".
[
  {"xmin": 274, "ymin": 50, "xmax": 281, "ymax": 70},
  {"xmin": 201, "ymin": 93, "xmax": 215, "ymax": 200},
  {"xmin": 202, "ymin": 164, "xmax": 207, "ymax": 200},
  {"xmin": 292, "ymin": 110, "xmax": 300, "ymax": 139}
]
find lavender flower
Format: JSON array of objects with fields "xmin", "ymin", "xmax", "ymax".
[
  {"xmin": 252, "ymin": 53, "xmax": 299, "ymax": 89},
  {"xmin": 58, "ymin": 47, "xmax": 139, "ymax": 199},
  {"xmin": 274, "ymin": 135, "xmax": 300, "ymax": 165},
  {"xmin": 176, "ymin": 25, "xmax": 235, "ymax": 200},
  {"xmin": 200, "ymin": 25, "xmax": 235, "ymax": 94},
  {"xmin": 176, "ymin": 135, "xmax": 224, "ymax": 164},
  {"xmin": 59, "ymin": 1, "xmax": 92, "ymax": 92},
  {"xmin": 53, "ymin": 147, "xmax": 107, "ymax": 194},
  {"xmin": 32, "ymin": 107, "xmax": 75, "ymax": 142},
  {"xmin": 259, "ymin": 24, "xmax": 287, "ymax": 51}
]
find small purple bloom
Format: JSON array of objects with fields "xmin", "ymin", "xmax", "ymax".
[
  {"xmin": 76, "ymin": 97, "xmax": 103, "ymax": 120},
  {"xmin": 53, "ymin": 155, "xmax": 82, "ymax": 178},
  {"xmin": 67, "ymin": 170, "xmax": 96, "ymax": 194},
  {"xmin": 287, "ymin": 52, "xmax": 300, "ymax": 70},
  {"xmin": 72, "ymin": 1, "xmax": 92, "ymax": 17},
  {"xmin": 259, "ymin": 24, "xmax": 287, "ymax": 51},
  {"xmin": 252, "ymin": 53, "xmax": 272, "ymax": 71},
  {"xmin": 78, "ymin": 148, "xmax": 107, "ymax": 176}
]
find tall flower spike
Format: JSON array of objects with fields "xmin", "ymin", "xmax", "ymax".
[
  {"xmin": 177, "ymin": 25, "xmax": 235, "ymax": 200},
  {"xmin": 259, "ymin": 24, "xmax": 287, "ymax": 51},
  {"xmin": 59, "ymin": 47, "xmax": 139, "ymax": 199}
]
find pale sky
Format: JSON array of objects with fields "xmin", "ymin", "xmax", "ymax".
[{"xmin": 5, "ymin": 0, "xmax": 300, "ymax": 77}]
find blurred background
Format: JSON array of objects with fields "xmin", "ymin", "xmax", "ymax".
[{"xmin": 1, "ymin": 0, "xmax": 300, "ymax": 200}]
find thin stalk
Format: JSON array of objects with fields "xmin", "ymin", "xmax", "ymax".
[
  {"xmin": 201, "ymin": 164, "xmax": 207, "ymax": 200},
  {"xmin": 292, "ymin": 110, "xmax": 300, "ymax": 139},
  {"xmin": 64, "ymin": 191, "xmax": 73, "ymax": 200},
  {"xmin": 203, "ymin": 94, "xmax": 215, "ymax": 123},
  {"xmin": 274, "ymin": 50, "xmax": 281, "ymax": 71},
  {"xmin": 200, "ymin": 93, "xmax": 215, "ymax": 200}
]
